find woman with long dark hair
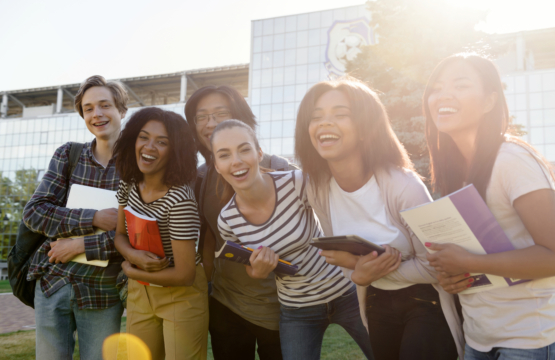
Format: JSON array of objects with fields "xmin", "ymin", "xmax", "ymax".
[
  {"xmin": 424, "ymin": 53, "xmax": 555, "ymax": 359},
  {"xmin": 113, "ymin": 107, "xmax": 208, "ymax": 360},
  {"xmin": 295, "ymin": 77, "xmax": 464, "ymax": 360},
  {"xmin": 211, "ymin": 119, "xmax": 373, "ymax": 360}
]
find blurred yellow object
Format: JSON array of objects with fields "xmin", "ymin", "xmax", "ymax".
[{"xmin": 103, "ymin": 332, "xmax": 152, "ymax": 360}]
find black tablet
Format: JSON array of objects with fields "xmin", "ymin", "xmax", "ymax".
[{"xmin": 310, "ymin": 235, "xmax": 385, "ymax": 256}]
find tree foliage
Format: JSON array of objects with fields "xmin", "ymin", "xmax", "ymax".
[
  {"xmin": 347, "ymin": 0, "xmax": 504, "ymax": 178},
  {"xmin": 0, "ymin": 169, "xmax": 39, "ymax": 260}
]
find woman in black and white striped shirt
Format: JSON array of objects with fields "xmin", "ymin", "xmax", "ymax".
[
  {"xmin": 113, "ymin": 107, "xmax": 208, "ymax": 360},
  {"xmin": 212, "ymin": 120, "xmax": 373, "ymax": 360}
]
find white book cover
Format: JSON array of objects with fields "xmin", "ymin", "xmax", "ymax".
[
  {"xmin": 400, "ymin": 184, "xmax": 528, "ymax": 294},
  {"xmin": 66, "ymin": 184, "xmax": 118, "ymax": 267}
]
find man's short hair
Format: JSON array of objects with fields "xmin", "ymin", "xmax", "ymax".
[{"xmin": 74, "ymin": 75, "xmax": 129, "ymax": 118}]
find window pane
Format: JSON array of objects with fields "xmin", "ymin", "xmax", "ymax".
[
  {"xmin": 274, "ymin": 17, "xmax": 285, "ymax": 34},
  {"xmin": 270, "ymin": 138, "xmax": 282, "ymax": 155},
  {"xmin": 271, "ymin": 121, "xmax": 283, "ymax": 137},
  {"xmin": 273, "ymin": 34, "xmax": 285, "ymax": 51},
  {"xmin": 545, "ymin": 109, "xmax": 555, "ymax": 125},
  {"xmin": 263, "ymin": 19, "xmax": 274, "ymax": 35},
  {"xmin": 296, "ymin": 84, "xmax": 308, "ymax": 102},
  {"xmin": 260, "ymin": 105, "xmax": 272, "ymax": 122},
  {"xmin": 272, "ymin": 87, "xmax": 284, "ymax": 103},
  {"xmin": 529, "ymin": 93, "xmax": 542, "ymax": 110},
  {"xmin": 282, "ymin": 138, "xmax": 294, "ymax": 156},
  {"xmin": 273, "ymin": 67, "xmax": 284, "ymax": 86},
  {"xmin": 530, "ymin": 128, "xmax": 543, "ymax": 144},
  {"xmin": 283, "ymin": 120, "xmax": 295, "ymax": 137},
  {"xmin": 252, "ymin": 54, "xmax": 262, "ymax": 70},
  {"xmin": 253, "ymin": 37, "xmax": 262, "ymax": 53},
  {"xmin": 297, "ymin": 14, "xmax": 308, "ymax": 31},
  {"xmin": 261, "ymin": 88, "xmax": 272, "ymax": 104},
  {"xmin": 296, "ymin": 48, "xmax": 308, "ymax": 65},
  {"xmin": 254, "ymin": 21, "xmax": 263, "ymax": 36},
  {"xmin": 543, "ymin": 72, "xmax": 555, "ymax": 92},
  {"xmin": 284, "ymin": 86, "xmax": 296, "ymax": 102},
  {"xmin": 262, "ymin": 36, "xmax": 273, "ymax": 52},
  {"xmin": 283, "ymin": 103, "xmax": 295, "ymax": 120},
  {"xmin": 529, "ymin": 74, "xmax": 542, "ymax": 92},
  {"xmin": 297, "ymin": 31, "xmax": 308, "ymax": 48},
  {"xmin": 530, "ymin": 110, "xmax": 543, "ymax": 126},
  {"xmin": 296, "ymin": 65, "xmax": 308, "ymax": 84},
  {"xmin": 308, "ymin": 29, "xmax": 320, "ymax": 47},
  {"xmin": 284, "ymin": 67, "xmax": 296, "ymax": 85},
  {"xmin": 309, "ymin": 12, "xmax": 320, "ymax": 29},
  {"xmin": 260, "ymin": 122, "xmax": 272, "ymax": 139},
  {"xmin": 262, "ymin": 52, "xmax": 273, "ymax": 69},
  {"xmin": 261, "ymin": 69, "xmax": 272, "ymax": 87},
  {"xmin": 308, "ymin": 46, "xmax": 320, "ymax": 64},
  {"xmin": 285, "ymin": 16, "xmax": 297, "ymax": 32},
  {"xmin": 308, "ymin": 64, "xmax": 320, "ymax": 83},
  {"xmin": 273, "ymin": 51, "xmax": 284, "ymax": 68},
  {"xmin": 285, "ymin": 32, "xmax": 296, "ymax": 49},
  {"xmin": 272, "ymin": 104, "xmax": 283, "ymax": 121},
  {"xmin": 252, "ymin": 70, "xmax": 262, "ymax": 88},
  {"xmin": 285, "ymin": 49, "xmax": 296, "ymax": 66}
]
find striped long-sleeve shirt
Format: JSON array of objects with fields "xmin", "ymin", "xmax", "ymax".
[
  {"xmin": 218, "ymin": 170, "xmax": 352, "ymax": 308},
  {"xmin": 25, "ymin": 141, "xmax": 123, "ymax": 310}
]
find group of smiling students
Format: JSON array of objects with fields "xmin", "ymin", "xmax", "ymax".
[{"xmin": 66, "ymin": 53, "xmax": 555, "ymax": 360}]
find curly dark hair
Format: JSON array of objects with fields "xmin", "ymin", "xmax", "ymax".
[
  {"xmin": 114, "ymin": 107, "xmax": 197, "ymax": 187},
  {"xmin": 184, "ymin": 85, "xmax": 257, "ymax": 164}
]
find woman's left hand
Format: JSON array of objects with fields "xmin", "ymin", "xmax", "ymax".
[
  {"xmin": 425, "ymin": 242, "xmax": 475, "ymax": 275},
  {"xmin": 121, "ymin": 260, "xmax": 135, "ymax": 277}
]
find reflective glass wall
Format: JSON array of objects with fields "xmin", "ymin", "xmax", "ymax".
[
  {"xmin": 249, "ymin": 5, "xmax": 373, "ymax": 157},
  {"xmin": 0, "ymin": 103, "xmax": 185, "ymax": 264},
  {"xmin": 503, "ymin": 70, "xmax": 555, "ymax": 162}
]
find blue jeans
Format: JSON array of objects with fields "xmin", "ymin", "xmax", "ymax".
[
  {"xmin": 279, "ymin": 285, "xmax": 374, "ymax": 360},
  {"xmin": 465, "ymin": 343, "xmax": 555, "ymax": 360},
  {"xmin": 35, "ymin": 281, "xmax": 124, "ymax": 360}
]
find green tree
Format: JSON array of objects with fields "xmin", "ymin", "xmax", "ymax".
[
  {"xmin": 347, "ymin": 0, "xmax": 504, "ymax": 179},
  {"xmin": 0, "ymin": 169, "xmax": 39, "ymax": 260}
]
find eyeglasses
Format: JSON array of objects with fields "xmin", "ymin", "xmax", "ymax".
[{"xmin": 194, "ymin": 111, "xmax": 232, "ymax": 125}]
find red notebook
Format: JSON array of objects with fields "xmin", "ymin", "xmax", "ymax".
[{"xmin": 123, "ymin": 206, "xmax": 165, "ymax": 286}]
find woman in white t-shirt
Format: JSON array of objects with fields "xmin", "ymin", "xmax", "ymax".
[
  {"xmin": 210, "ymin": 119, "xmax": 373, "ymax": 360},
  {"xmin": 294, "ymin": 77, "xmax": 464, "ymax": 360},
  {"xmin": 423, "ymin": 53, "xmax": 555, "ymax": 359}
]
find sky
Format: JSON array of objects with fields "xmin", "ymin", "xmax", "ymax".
[{"xmin": 1, "ymin": 0, "xmax": 554, "ymax": 92}]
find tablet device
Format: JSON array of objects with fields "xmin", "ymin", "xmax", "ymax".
[{"xmin": 310, "ymin": 235, "xmax": 385, "ymax": 256}]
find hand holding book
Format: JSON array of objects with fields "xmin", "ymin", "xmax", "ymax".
[{"xmin": 245, "ymin": 246, "xmax": 280, "ymax": 279}]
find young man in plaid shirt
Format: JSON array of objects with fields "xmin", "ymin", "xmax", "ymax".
[{"xmin": 23, "ymin": 75, "xmax": 133, "ymax": 360}]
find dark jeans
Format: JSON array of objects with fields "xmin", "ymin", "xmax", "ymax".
[
  {"xmin": 209, "ymin": 296, "xmax": 283, "ymax": 360},
  {"xmin": 279, "ymin": 285, "xmax": 374, "ymax": 360},
  {"xmin": 366, "ymin": 284, "xmax": 457, "ymax": 360}
]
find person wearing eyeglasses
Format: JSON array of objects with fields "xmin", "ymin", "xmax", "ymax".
[{"xmin": 184, "ymin": 86, "xmax": 296, "ymax": 360}]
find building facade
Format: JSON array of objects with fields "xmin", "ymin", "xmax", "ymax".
[{"xmin": 1, "ymin": 4, "xmax": 554, "ymax": 279}]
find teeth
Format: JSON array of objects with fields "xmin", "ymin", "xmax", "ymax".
[
  {"xmin": 319, "ymin": 134, "xmax": 339, "ymax": 140},
  {"xmin": 142, "ymin": 154, "xmax": 156, "ymax": 160},
  {"xmin": 233, "ymin": 169, "xmax": 248, "ymax": 176},
  {"xmin": 438, "ymin": 107, "xmax": 458, "ymax": 114},
  {"xmin": 94, "ymin": 121, "xmax": 108, "ymax": 126}
]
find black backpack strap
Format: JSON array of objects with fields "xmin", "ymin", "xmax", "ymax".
[
  {"xmin": 270, "ymin": 154, "xmax": 289, "ymax": 171},
  {"xmin": 65, "ymin": 142, "xmax": 84, "ymax": 203}
]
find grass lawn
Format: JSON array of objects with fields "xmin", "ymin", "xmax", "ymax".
[
  {"xmin": 0, "ymin": 318, "xmax": 365, "ymax": 360},
  {"xmin": 0, "ymin": 280, "xmax": 12, "ymax": 294}
]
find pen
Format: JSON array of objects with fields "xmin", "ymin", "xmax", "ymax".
[{"xmin": 241, "ymin": 245, "xmax": 294, "ymax": 266}]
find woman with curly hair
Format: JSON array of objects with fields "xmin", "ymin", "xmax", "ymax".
[{"xmin": 113, "ymin": 107, "xmax": 208, "ymax": 360}]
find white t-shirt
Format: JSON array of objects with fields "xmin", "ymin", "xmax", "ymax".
[
  {"xmin": 329, "ymin": 176, "xmax": 412, "ymax": 290},
  {"xmin": 461, "ymin": 142, "xmax": 555, "ymax": 351}
]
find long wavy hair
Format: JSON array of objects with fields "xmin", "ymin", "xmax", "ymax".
[
  {"xmin": 113, "ymin": 107, "xmax": 197, "ymax": 187},
  {"xmin": 295, "ymin": 77, "xmax": 413, "ymax": 189},
  {"xmin": 184, "ymin": 86, "xmax": 257, "ymax": 164},
  {"xmin": 424, "ymin": 53, "xmax": 555, "ymax": 199}
]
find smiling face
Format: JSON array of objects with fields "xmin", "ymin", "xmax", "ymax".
[
  {"xmin": 427, "ymin": 61, "xmax": 497, "ymax": 138},
  {"xmin": 195, "ymin": 93, "xmax": 233, "ymax": 151},
  {"xmin": 308, "ymin": 90, "xmax": 361, "ymax": 164},
  {"xmin": 212, "ymin": 126, "xmax": 263, "ymax": 192},
  {"xmin": 135, "ymin": 120, "xmax": 170, "ymax": 178},
  {"xmin": 82, "ymin": 86, "xmax": 125, "ymax": 141}
]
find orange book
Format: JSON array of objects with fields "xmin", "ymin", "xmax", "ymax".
[{"xmin": 123, "ymin": 206, "xmax": 165, "ymax": 287}]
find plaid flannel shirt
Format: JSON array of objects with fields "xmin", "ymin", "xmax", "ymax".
[{"xmin": 25, "ymin": 140, "xmax": 123, "ymax": 310}]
